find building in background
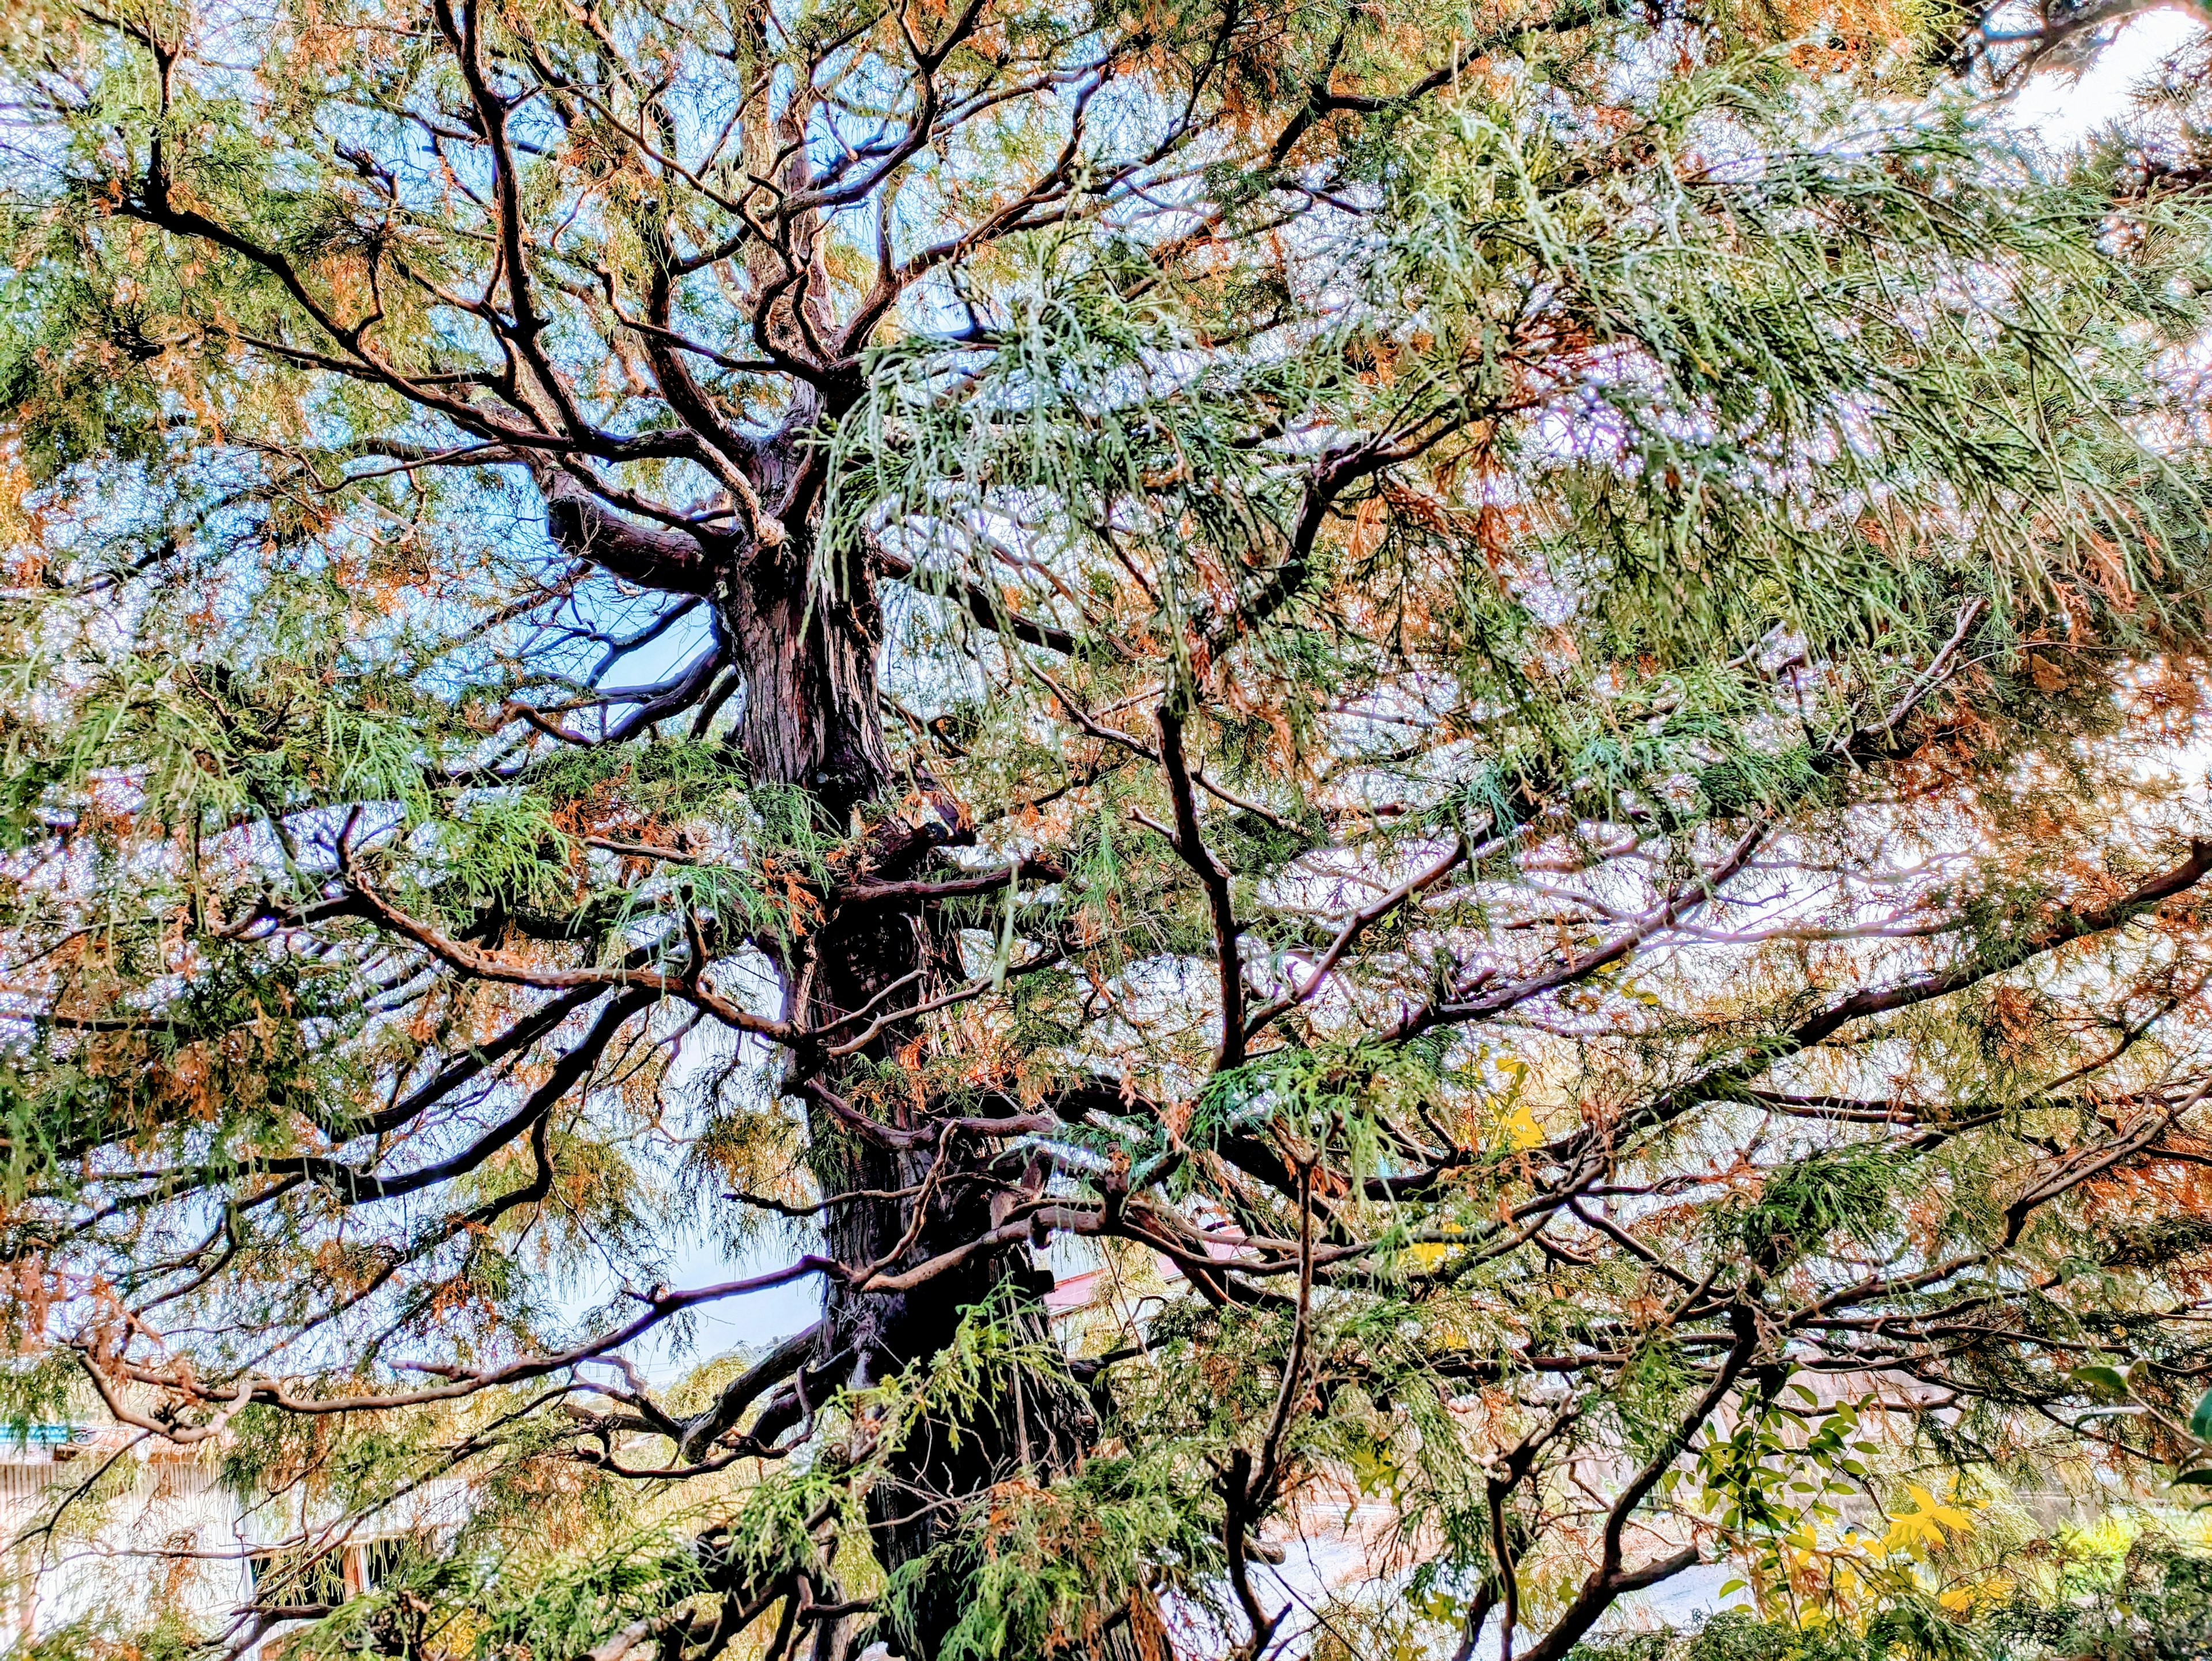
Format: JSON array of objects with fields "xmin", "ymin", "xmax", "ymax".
[{"xmin": 0, "ymin": 1426, "xmax": 461, "ymax": 1652}]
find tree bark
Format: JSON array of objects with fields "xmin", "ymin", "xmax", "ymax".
[
  {"xmin": 727, "ymin": 550, "xmax": 892, "ymax": 828},
  {"xmin": 713, "ymin": 523, "xmax": 1132, "ymax": 1661}
]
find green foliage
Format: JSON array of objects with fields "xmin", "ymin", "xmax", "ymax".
[
  {"xmin": 1572, "ymin": 1605, "xmax": 1974, "ymax": 1661},
  {"xmin": 1718, "ymin": 1148, "xmax": 1913, "ymax": 1273},
  {"xmin": 1985, "ymin": 1531, "xmax": 2212, "ymax": 1660},
  {"xmin": 3, "ymin": 0, "xmax": 2212, "ymax": 1655}
]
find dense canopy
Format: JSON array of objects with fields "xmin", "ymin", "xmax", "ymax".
[{"xmin": 7, "ymin": 0, "xmax": 2212, "ymax": 1655}]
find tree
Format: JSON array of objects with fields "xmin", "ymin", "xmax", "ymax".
[{"xmin": 4, "ymin": 0, "xmax": 2212, "ymax": 1653}]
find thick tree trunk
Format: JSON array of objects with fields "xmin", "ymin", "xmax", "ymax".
[
  {"xmin": 726, "ymin": 546, "xmax": 892, "ymax": 828},
  {"xmin": 717, "ymin": 543, "xmax": 1135, "ymax": 1661}
]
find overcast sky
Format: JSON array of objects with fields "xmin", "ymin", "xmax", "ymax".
[{"xmin": 2010, "ymin": 5, "xmax": 2205, "ymax": 141}]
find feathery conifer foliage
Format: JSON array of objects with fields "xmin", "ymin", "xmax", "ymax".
[{"xmin": 6, "ymin": 0, "xmax": 2212, "ymax": 1655}]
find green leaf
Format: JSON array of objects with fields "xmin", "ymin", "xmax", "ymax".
[
  {"xmin": 2171, "ymin": 1469, "xmax": 2212, "ymax": 1485},
  {"xmin": 2073, "ymin": 1364, "xmax": 2133, "ymax": 1401},
  {"xmin": 2191, "ymin": 1387, "xmax": 2212, "ymax": 1443}
]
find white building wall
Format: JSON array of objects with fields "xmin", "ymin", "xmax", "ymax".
[
  {"xmin": 0, "ymin": 1451, "xmax": 256, "ymax": 1641},
  {"xmin": 0, "ymin": 1443, "xmax": 469, "ymax": 1650}
]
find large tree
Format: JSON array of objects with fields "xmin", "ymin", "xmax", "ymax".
[{"xmin": 6, "ymin": 0, "xmax": 2212, "ymax": 1655}]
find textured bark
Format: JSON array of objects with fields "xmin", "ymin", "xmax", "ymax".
[
  {"xmin": 717, "ymin": 527, "xmax": 1130, "ymax": 1661},
  {"xmin": 728, "ymin": 557, "xmax": 892, "ymax": 827}
]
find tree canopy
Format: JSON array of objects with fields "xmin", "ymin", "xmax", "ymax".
[{"xmin": 7, "ymin": 0, "xmax": 2212, "ymax": 1655}]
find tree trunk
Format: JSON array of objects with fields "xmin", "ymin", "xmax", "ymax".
[
  {"xmin": 717, "ymin": 539, "xmax": 1136, "ymax": 1661},
  {"xmin": 728, "ymin": 580, "xmax": 889, "ymax": 828}
]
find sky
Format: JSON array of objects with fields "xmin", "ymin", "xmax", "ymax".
[{"xmin": 2008, "ymin": 5, "xmax": 2204, "ymax": 142}]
